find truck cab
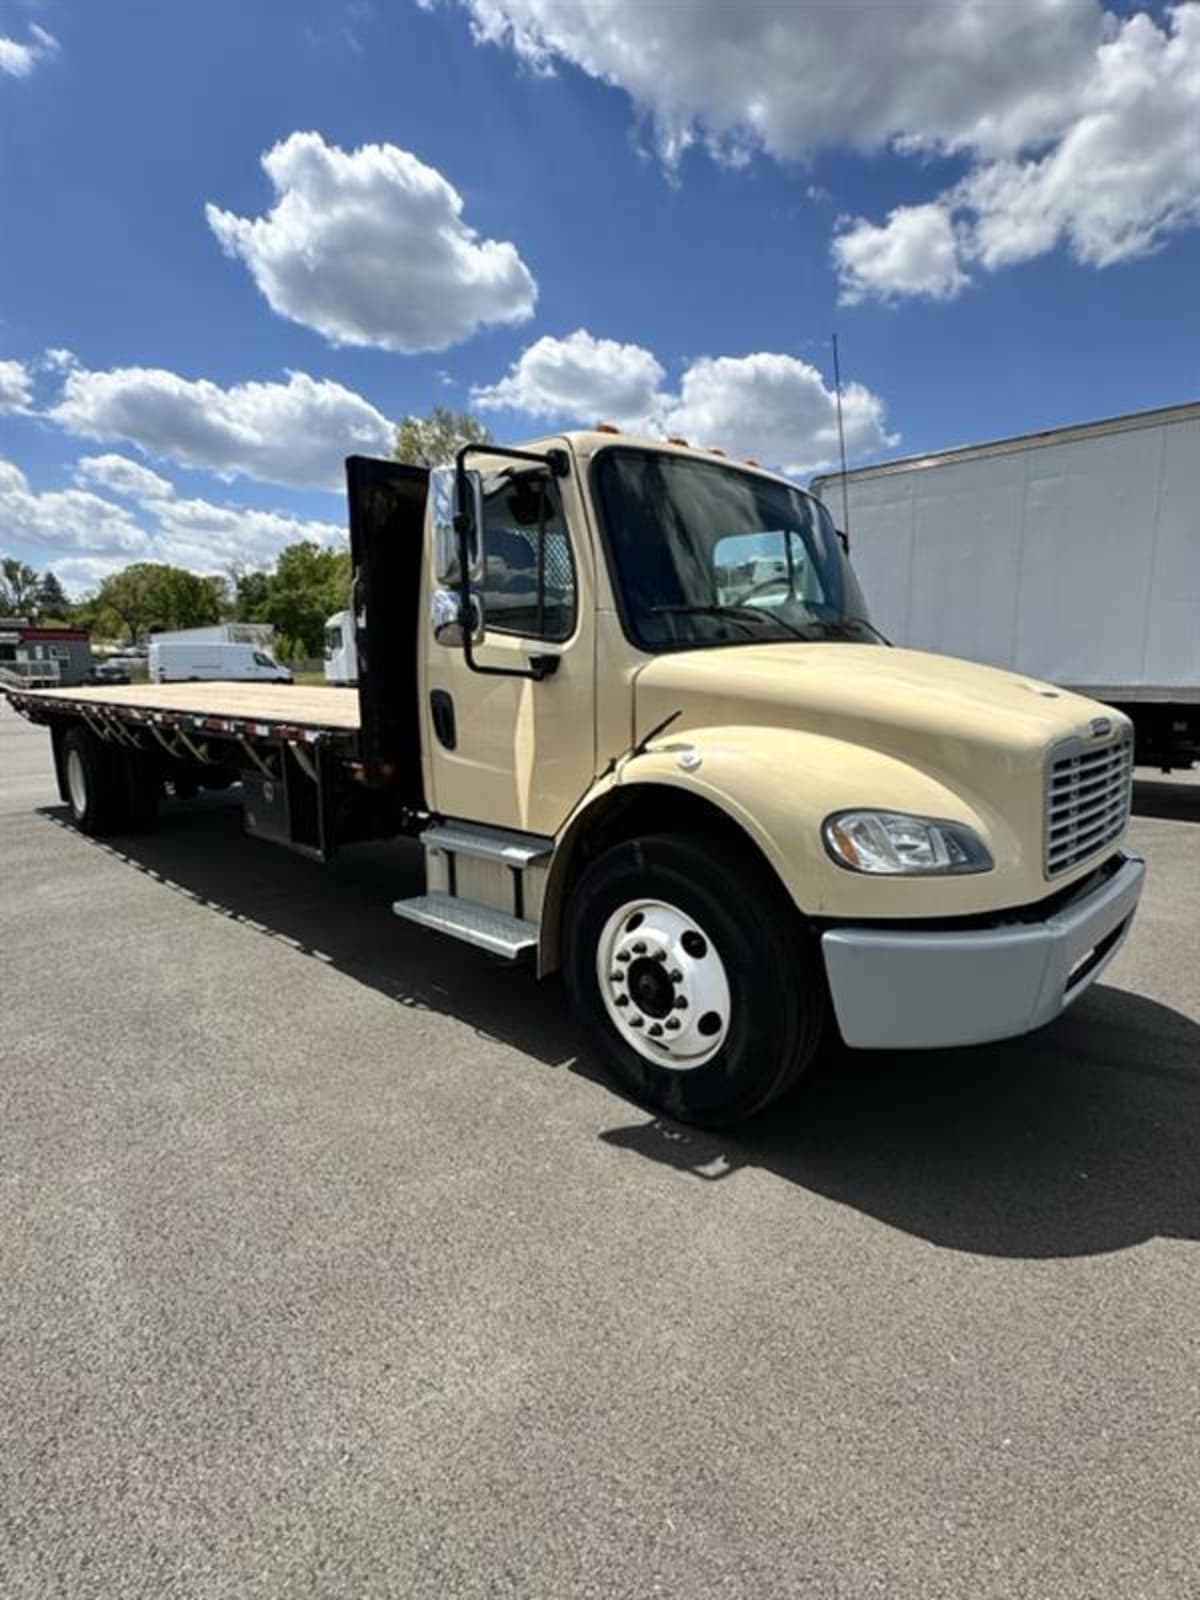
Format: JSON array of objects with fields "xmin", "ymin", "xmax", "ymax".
[
  {"xmin": 324, "ymin": 610, "xmax": 358, "ymax": 686},
  {"xmin": 350, "ymin": 431, "xmax": 1144, "ymax": 1123}
]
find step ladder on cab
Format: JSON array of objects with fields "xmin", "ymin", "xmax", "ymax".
[{"xmin": 391, "ymin": 822, "xmax": 553, "ymax": 960}]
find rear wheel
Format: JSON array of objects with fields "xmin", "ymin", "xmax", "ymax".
[
  {"xmin": 564, "ymin": 831, "xmax": 827, "ymax": 1125},
  {"xmin": 62, "ymin": 726, "xmax": 125, "ymax": 835},
  {"xmin": 62, "ymin": 727, "xmax": 160, "ymax": 835}
]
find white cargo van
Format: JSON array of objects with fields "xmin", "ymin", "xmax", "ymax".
[{"xmin": 148, "ymin": 641, "xmax": 293, "ymax": 684}]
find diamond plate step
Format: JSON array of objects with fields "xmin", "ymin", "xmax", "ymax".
[
  {"xmin": 421, "ymin": 822, "xmax": 552, "ymax": 868},
  {"xmin": 391, "ymin": 893, "xmax": 538, "ymax": 959}
]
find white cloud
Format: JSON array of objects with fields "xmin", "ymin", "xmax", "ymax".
[
  {"xmin": 206, "ymin": 130, "xmax": 538, "ymax": 351},
  {"xmin": 0, "ymin": 23, "xmax": 58, "ymax": 78},
  {"xmin": 440, "ymin": 0, "xmax": 1106, "ymax": 164},
  {"xmin": 965, "ymin": 7, "xmax": 1200, "ymax": 271},
  {"xmin": 75, "ymin": 453, "xmax": 175, "ymax": 502},
  {"xmin": 151, "ymin": 495, "xmax": 344, "ymax": 572},
  {"xmin": 834, "ymin": 5, "xmax": 1200, "ymax": 300},
  {"xmin": 833, "ymin": 203, "xmax": 968, "ymax": 305},
  {"xmin": 0, "ymin": 460, "xmax": 152, "ymax": 558},
  {"xmin": 50, "ymin": 364, "xmax": 393, "ymax": 491},
  {"xmin": 0, "ymin": 358, "xmax": 33, "ymax": 411},
  {"xmin": 660, "ymin": 353, "xmax": 895, "ymax": 476},
  {"xmin": 2, "ymin": 455, "xmax": 345, "ymax": 593},
  {"xmin": 441, "ymin": 0, "xmax": 1200, "ymax": 296},
  {"xmin": 472, "ymin": 329, "xmax": 666, "ymax": 427},
  {"xmin": 472, "ymin": 332, "xmax": 895, "ymax": 474}
]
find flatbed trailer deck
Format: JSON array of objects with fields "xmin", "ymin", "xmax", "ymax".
[
  {"xmin": 1, "ymin": 678, "xmax": 405, "ymax": 865},
  {"xmin": 5, "ymin": 682, "xmax": 361, "ymax": 736}
]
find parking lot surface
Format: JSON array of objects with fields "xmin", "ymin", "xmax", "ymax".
[{"xmin": 2, "ymin": 699, "xmax": 1198, "ymax": 1599}]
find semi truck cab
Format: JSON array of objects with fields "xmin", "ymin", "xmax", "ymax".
[{"xmin": 6, "ymin": 431, "xmax": 1145, "ymax": 1125}]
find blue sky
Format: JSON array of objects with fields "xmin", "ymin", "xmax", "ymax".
[{"xmin": 1, "ymin": 0, "xmax": 1197, "ymax": 592}]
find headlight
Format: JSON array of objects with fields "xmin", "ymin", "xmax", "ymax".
[{"xmin": 823, "ymin": 810, "xmax": 993, "ymax": 875}]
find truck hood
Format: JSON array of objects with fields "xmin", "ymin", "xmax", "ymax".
[{"xmin": 634, "ymin": 643, "xmax": 1119, "ymax": 793}]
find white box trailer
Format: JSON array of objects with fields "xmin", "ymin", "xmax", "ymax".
[{"xmin": 812, "ymin": 402, "xmax": 1200, "ymax": 769}]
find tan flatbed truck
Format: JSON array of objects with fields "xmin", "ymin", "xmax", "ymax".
[{"xmin": 5, "ymin": 434, "xmax": 1146, "ymax": 1124}]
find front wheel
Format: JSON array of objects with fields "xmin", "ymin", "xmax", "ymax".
[{"xmin": 564, "ymin": 832, "xmax": 827, "ymax": 1125}]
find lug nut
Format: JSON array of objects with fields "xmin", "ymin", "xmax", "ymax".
[
  {"xmin": 669, "ymin": 969, "xmax": 682, "ymax": 983},
  {"xmin": 610, "ymin": 972, "xmax": 624, "ymax": 984},
  {"xmin": 666, "ymin": 1018, "xmax": 681, "ymax": 1031},
  {"xmin": 615, "ymin": 995, "xmax": 629, "ymax": 1008},
  {"xmin": 632, "ymin": 941, "xmax": 647, "ymax": 955},
  {"xmin": 673, "ymin": 996, "xmax": 688, "ymax": 1010},
  {"xmin": 617, "ymin": 951, "xmax": 631, "ymax": 963},
  {"xmin": 653, "ymin": 949, "xmax": 667, "ymax": 962},
  {"xmin": 649, "ymin": 1023, "xmax": 664, "ymax": 1037},
  {"xmin": 629, "ymin": 1015, "xmax": 644, "ymax": 1028}
]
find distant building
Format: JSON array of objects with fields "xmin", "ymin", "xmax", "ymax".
[{"xmin": 0, "ymin": 619, "xmax": 93, "ymax": 687}]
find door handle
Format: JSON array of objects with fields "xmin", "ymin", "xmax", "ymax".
[{"xmin": 430, "ymin": 690, "xmax": 457, "ymax": 750}]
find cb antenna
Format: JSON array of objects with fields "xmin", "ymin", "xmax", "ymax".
[{"xmin": 831, "ymin": 331, "xmax": 850, "ymax": 550}]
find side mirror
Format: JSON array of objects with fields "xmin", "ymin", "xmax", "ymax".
[
  {"xmin": 430, "ymin": 465, "xmax": 485, "ymax": 585},
  {"xmin": 430, "ymin": 586, "xmax": 484, "ymax": 648}
]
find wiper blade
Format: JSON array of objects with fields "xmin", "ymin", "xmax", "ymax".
[
  {"xmin": 650, "ymin": 603, "xmax": 808, "ymax": 641},
  {"xmin": 807, "ymin": 616, "xmax": 892, "ymax": 645}
]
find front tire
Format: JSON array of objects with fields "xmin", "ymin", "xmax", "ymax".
[{"xmin": 564, "ymin": 831, "xmax": 826, "ymax": 1125}]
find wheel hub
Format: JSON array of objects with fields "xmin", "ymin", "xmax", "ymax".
[
  {"xmin": 627, "ymin": 957, "xmax": 673, "ymax": 1017},
  {"xmin": 66, "ymin": 748, "xmax": 87, "ymax": 818},
  {"xmin": 596, "ymin": 899, "xmax": 731, "ymax": 1071}
]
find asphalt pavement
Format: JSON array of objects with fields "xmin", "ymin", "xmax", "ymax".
[{"xmin": 1, "ymin": 699, "xmax": 1198, "ymax": 1599}]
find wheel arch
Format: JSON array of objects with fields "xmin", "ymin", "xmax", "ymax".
[{"xmin": 539, "ymin": 778, "xmax": 805, "ymax": 976}]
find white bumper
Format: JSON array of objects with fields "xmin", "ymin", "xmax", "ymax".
[{"xmin": 821, "ymin": 852, "xmax": 1145, "ymax": 1051}]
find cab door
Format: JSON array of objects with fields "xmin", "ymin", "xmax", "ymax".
[{"xmin": 421, "ymin": 459, "xmax": 596, "ymax": 837}]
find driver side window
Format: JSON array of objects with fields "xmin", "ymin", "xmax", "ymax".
[{"xmin": 478, "ymin": 476, "xmax": 577, "ymax": 640}]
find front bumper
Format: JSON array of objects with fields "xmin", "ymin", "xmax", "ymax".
[{"xmin": 821, "ymin": 851, "xmax": 1145, "ymax": 1051}]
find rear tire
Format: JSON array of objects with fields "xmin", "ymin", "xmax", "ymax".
[
  {"xmin": 123, "ymin": 754, "xmax": 161, "ymax": 830},
  {"xmin": 564, "ymin": 831, "xmax": 826, "ymax": 1126},
  {"xmin": 62, "ymin": 726, "xmax": 126, "ymax": 835}
]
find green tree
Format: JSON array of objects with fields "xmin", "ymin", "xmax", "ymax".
[
  {"xmin": 228, "ymin": 565, "xmax": 271, "ymax": 623},
  {"xmin": 263, "ymin": 542, "xmax": 352, "ymax": 658},
  {"xmin": 393, "ymin": 405, "xmax": 492, "ymax": 468},
  {"xmin": 92, "ymin": 563, "xmax": 223, "ymax": 643},
  {"xmin": 0, "ymin": 557, "xmax": 42, "ymax": 617},
  {"xmin": 36, "ymin": 570, "xmax": 70, "ymax": 621}
]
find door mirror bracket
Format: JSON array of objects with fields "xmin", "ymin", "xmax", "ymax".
[{"xmin": 440, "ymin": 441, "xmax": 572, "ymax": 684}]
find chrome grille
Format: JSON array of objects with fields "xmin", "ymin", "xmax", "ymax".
[{"xmin": 1045, "ymin": 733, "xmax": 1133, "ymax": 877}]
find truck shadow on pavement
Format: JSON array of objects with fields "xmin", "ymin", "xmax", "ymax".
[
  {"xmin": 41, "ymin": 794, "xmax": 1200, "ymax": 1261},
  {"xmin": 1132, "ymin": 777, "xmax": 1200, "ymax": 823},
  {"xmin": 39, "ymin": 795, "xmax": 582, "ymax": 1071},
  {"xmin": 602, "ymin": 991, "xmax": 1200, "ymax": 1257}
]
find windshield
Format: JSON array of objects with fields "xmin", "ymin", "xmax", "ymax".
[{"xmin": 594, "ymin": 447, "xmax": 875, "ymax": 651}]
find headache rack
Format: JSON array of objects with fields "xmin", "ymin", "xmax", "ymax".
[{"xmin": 1044, "ymin": 731, "xmax": 1133, "ymax": 878}]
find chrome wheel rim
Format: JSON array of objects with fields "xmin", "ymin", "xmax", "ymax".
[
  {"xmin": 66, "ymin": 748, "xmax": 87, "ymax": 818},
  {"xmin": 596, "ymin": 898, "xmax": 731, "ymax": 1070}
]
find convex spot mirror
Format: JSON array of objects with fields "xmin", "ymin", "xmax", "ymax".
[
  {"xmin": 430, "ymin": 587, "xmax": 484, "ymax": 648},
  {"xmin": 430, "ymin": 465, "xmax": 485, "ymax": 586}
]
